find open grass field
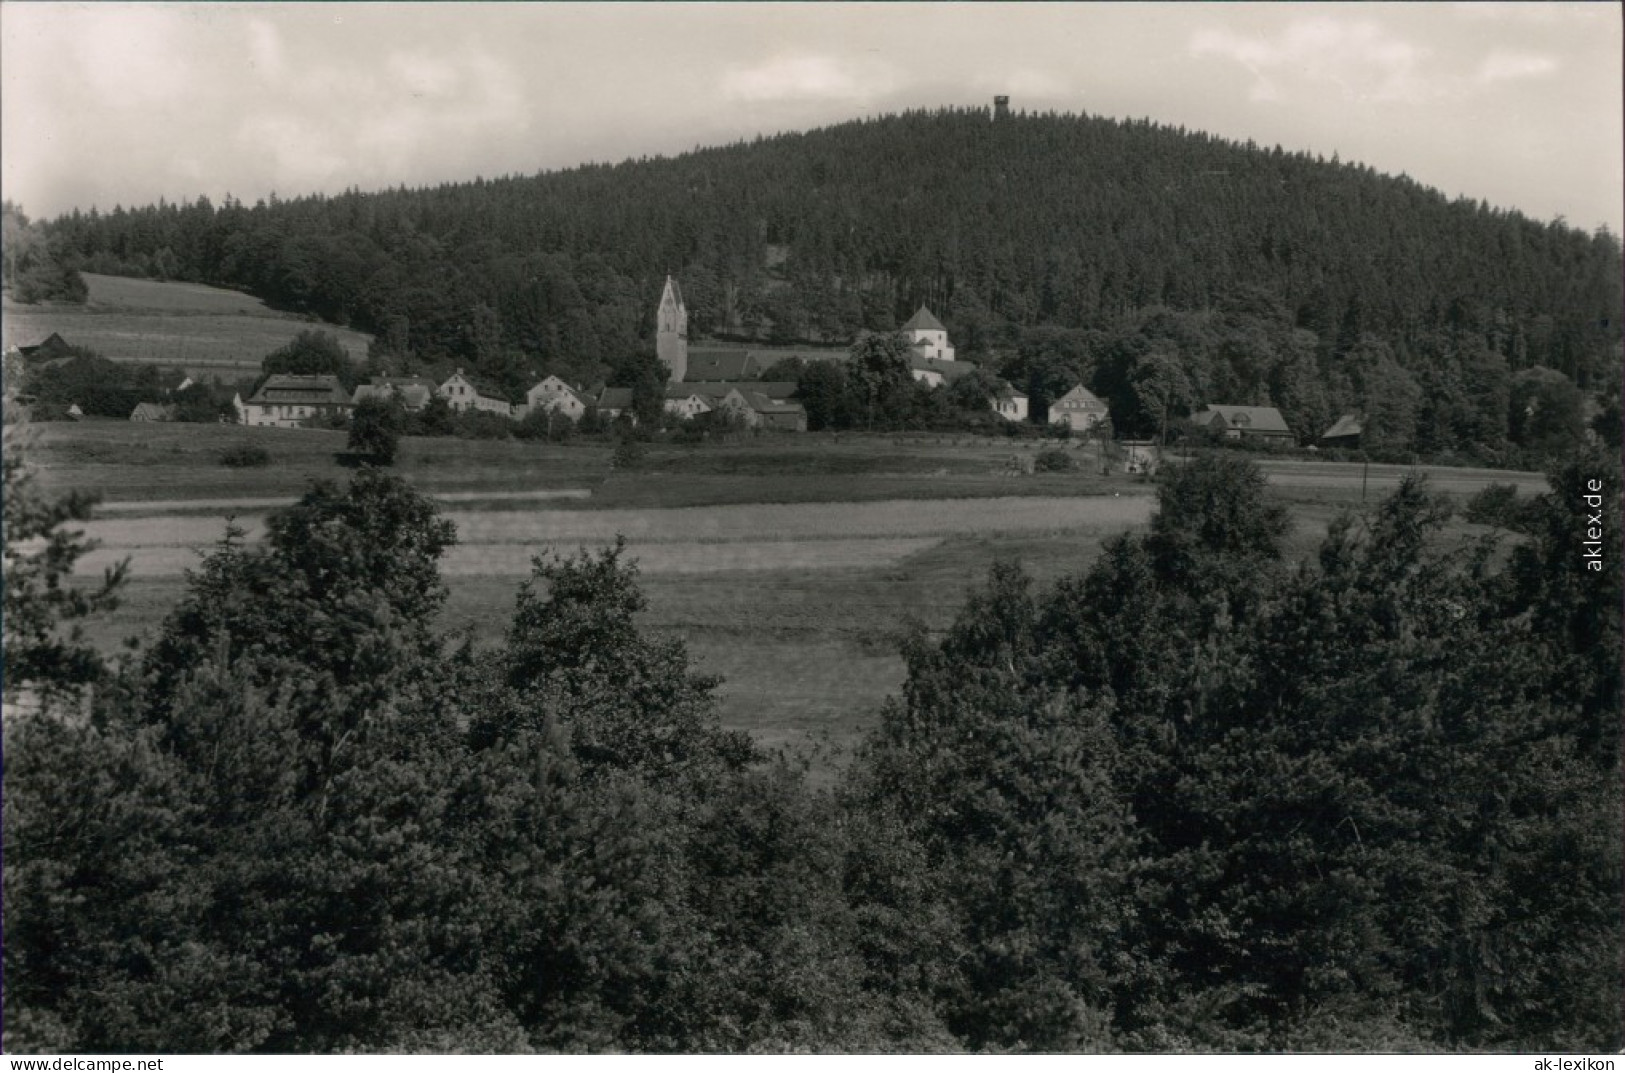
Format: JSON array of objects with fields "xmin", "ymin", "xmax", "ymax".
[
  {"xmin": 3, "ymin": 272, "xmax": 372, "ymax": 378},
  {"xmin": 33, "ymin": 419, "xmax": 1544, "ymax": 769}
]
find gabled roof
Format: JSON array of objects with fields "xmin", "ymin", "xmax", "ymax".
[
  {"xmin": 528, "ymin": 376, "xmax": 590, "ymax": 407},
  {"xmin": 901, "ymin": 306, "xmax": 946, "ymax": 333},
  {"xmin": 738, "ymin": 390, "xmax": 806, "ymax": 415},
  {"xmin": 597, "ymin": 387, "xmax": 635, "ymax": 410},
  {"xmin": 248, "ymin": 374, "xmax": 352, "ymax": 406},
  {"xmin": 441, "ymin": 369, "xmax": 513, "ymax": 403},
  {"xmin": 1322, "ymin": 413, "xmax": 1364, "ymax": 439},
  {"xmin": 1192, "ymin": 404, "xmax": 1291, "ymax": 434},
  {"xmin": 130, "ymin": 402, "xmax": 177, "ymax": 421},
  {"xmin": 1054, "ymin": 384, "xmax": 1108, "ymax": 410},
  {"xmin": 994, "ymin": 381, "xmax": 1028, "ymax": 401},
  {"xmin": 19, "ymin": 332, "xmax": 72, "ymax": 359}
]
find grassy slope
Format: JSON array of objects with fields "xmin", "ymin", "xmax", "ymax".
[{"xmin": 2, "ymin": 273, "xmax": 372, "ymax": 378}]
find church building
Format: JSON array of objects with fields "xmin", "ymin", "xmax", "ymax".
[
  {"xmin": 901, "ymin": 306, "xmax": 954, "ymax": 362},
  {"xmin": 656, "ymin": 275, "xmax": 688, "ymax": 384}
]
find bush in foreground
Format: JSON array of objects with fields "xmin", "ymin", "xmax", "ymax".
[{"xmin": 218, "ymin": 443, "xmax": 271, "ymax": 468}]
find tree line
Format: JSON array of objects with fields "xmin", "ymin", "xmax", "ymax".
[
  {"xmin": 5, "ymin": 440, "xmax": 1618, "ymax": 1052},
  {"xmin": 22, "ymin": 107, "xmax": 1621, "ymax": 459}
]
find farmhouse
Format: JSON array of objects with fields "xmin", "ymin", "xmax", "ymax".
[
  {"xmin": 439, "ymin": 369, "xmax": 513, "ymax": 416},
  {"xmin": 353, "ymin": 376, "xmax": 438, "ymax": 412},
  {"xmin": 1049, "ymin": 384, "xmax": 1109, "ymax": 433},
  {"xmin": 1190, "ymin": 404, "xmax": 1293, "ymax": 442},
  {"xmin": 240, "ymin": 374, "xmax": 353, "ymax": 428},
  {"xmin": 524, "ymin": 375, "xmax": 592, "ymax": 420}
]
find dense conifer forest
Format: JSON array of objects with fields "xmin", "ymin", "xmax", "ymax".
[{"xmin": 20, "ymin": 106, "xmax": 1623, "ymax": 456}]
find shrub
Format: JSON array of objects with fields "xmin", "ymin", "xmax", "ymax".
[
  {"xmin": 611, "ymin": 438, "xmax": 646, "ymax": 470},
  {"xmin": 1033, "ymin": 447, "xmax": 1075, "ymax": 472},
  {"xmin": 1465, "ymin": 482, "xmax": 1530, "ymax": 531},
  {"xmin": 218, "ymin": 444, "xmax": 271, "ymax": 468},
  {"xmin": 451, "ymin": 410, "xmax": 513, "ymax": 440}
]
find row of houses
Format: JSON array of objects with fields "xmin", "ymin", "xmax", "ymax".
[{"xmin": 234, "ymin": 370, "xmax": 815, "ymax": 431}]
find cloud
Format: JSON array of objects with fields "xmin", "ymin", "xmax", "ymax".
[
  {"xmin": 247, "ymin": 19, "xmax": 287, "ymax": 82},
  {"xmin": 1190, "ymin": 17, "xmax": 1432, "ymax": 104},
  {"xmin": 73, "ymin": 7, "xmax": 199, "ymax": 109},
  {"xmin": 720, "ymin": 54, "xmax": 897, "ymax": 103},
  {"xmin": 233, "ymin": 40, "xmax": 527, "ymax": 190},
  {"xmin": 1477, "ymin": 50, "xmax": 1559, "ymax": 83}
]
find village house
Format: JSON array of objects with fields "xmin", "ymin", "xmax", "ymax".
[
  {"xmin": 596, "ymin": 386, "xmax": 636, "ymax": 422},
  {"xmin": 742, "ymin": 390, "xmax": 808, "ymax": 432},
  {"xmin": 239, "ymin": 374, "xmax": 353, "ymax": 428},
  {"xmin": 664, "ymin": 385, "xmax": 715, "ymax": 420},
  {"xmin": 524, "ymin": 375, "xmax": 592, "ymax": 421},
  {"xmin": 1048, "ymin": 383, "xmax": 1110, "ymax": 433},
  {"xmin": 1189, "ymin": 404, "xmax": 1293, "ymax": 443},
  {"xmin": 352, "ymin": 376, "xmax": 438, "ymax": 412},
  {"xmin": 711, "ymin": 387, "xmax": 761, "ymax": 428},
  {"xmin": 438, "ymin": 369, "xmax": 513, "ymax": 416},
  {"xmin": 992, "ymin": 382, "xmax": 1029, "ymax": 422}
]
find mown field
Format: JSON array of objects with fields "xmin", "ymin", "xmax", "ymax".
[
  {"xmin": 2, "ymin": 272, "xmax": 372, "ymax": 378},
  {"xmin": 35, "ymin": 420, "xmax": 1543, "ymax": 767}
]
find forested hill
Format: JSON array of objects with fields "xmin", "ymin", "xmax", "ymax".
[{"xmin": 36, "ymin": 106, "xmax": 1623, "ymax": 441}]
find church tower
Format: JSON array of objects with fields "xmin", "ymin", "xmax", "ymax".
[{"xmin": 656, "ymin": 275, "xmax": 688, "ymax": 383}]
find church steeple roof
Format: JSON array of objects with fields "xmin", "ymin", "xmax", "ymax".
[
  {"xmin": 661, "ymin": 274, "xmax": 685, "ymax": 311},
  {"xmin": 901, "ymin": 306, "xmax": 945, "ymax": 332}
]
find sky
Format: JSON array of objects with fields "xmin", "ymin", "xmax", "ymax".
[{"xmin": 3, "ymin": 2, "xmax": 1621, "ymax": 234}]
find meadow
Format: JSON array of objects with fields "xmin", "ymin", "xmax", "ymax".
[
  {"xmin": 2, "ymin": 272, "xmax": 372, "ymax": 378},
  {"xmin": 35, "ymin": 419, "xmax": 1549, "ymax": 766}
]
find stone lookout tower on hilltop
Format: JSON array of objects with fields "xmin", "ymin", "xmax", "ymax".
[
  {"xmin": 656, "ymin": 275, "xmax": 688, "ymax": 383},
  {"xmin": 994, "ymin": 95, "xmax": 1010, "ymax": 120}
]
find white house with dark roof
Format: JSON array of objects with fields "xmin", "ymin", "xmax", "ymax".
[
  {"xmin": 524, "ymin": 375, "xmax": 591, "ymax": 421},
  {"xmin": 240, "ymin": 374, "xmax": 354, "ymax": 428},
  {"xmin": 439, "ymin": 370, "xmax": 513, "ymax": 416},
  {"xmin": 992, "ymin": 382, "xmax": 1029, "ymax": 422}
]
